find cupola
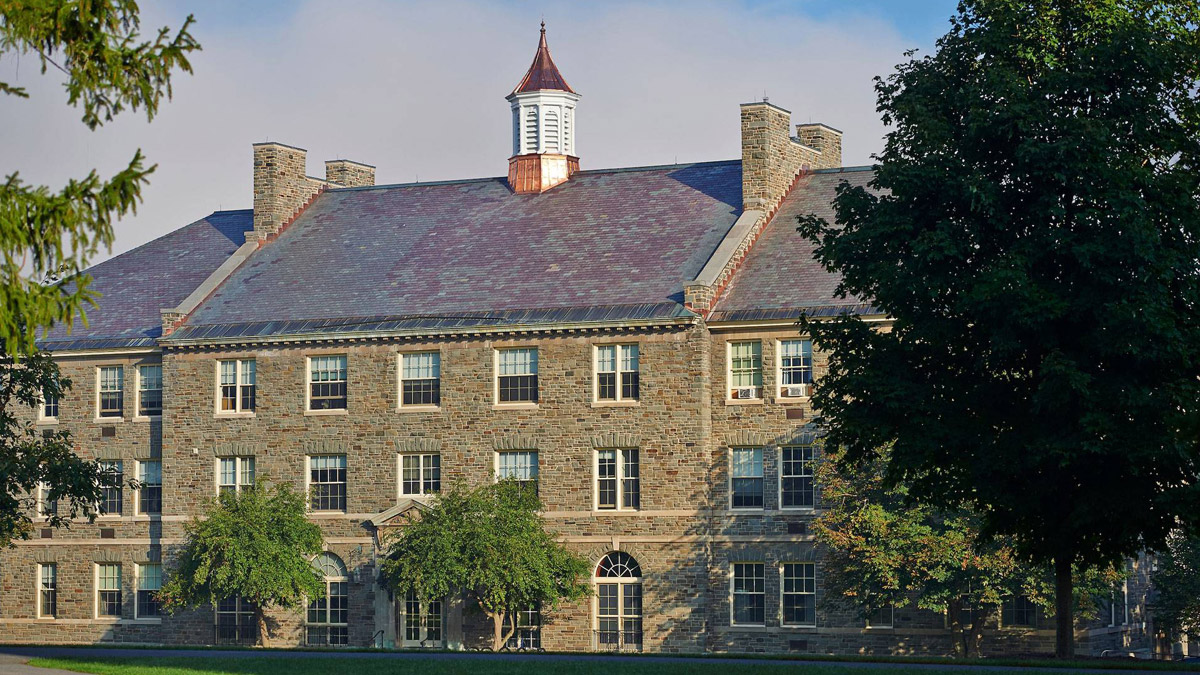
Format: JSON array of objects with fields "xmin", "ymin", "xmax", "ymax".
[{"xmin": 506, "ymin": 22, "xmax": 581, "ymax": 194}]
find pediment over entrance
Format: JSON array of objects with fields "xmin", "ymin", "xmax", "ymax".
[{"xmin": 368, "ymin": 498, "xmax": 432, "ymax": 529}]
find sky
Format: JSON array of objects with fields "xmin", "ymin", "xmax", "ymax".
[{"xmin": 0, "ymin": 0, "xmax": 960, "ymax": 263}]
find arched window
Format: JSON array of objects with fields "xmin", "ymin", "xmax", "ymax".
[
  {"xmin": 594, "ymin": 551, "xmax": 643, "ymax": 651},
  {"xmin": 307, "ymin": 553, "xmax": 348, "ymax": 646}
]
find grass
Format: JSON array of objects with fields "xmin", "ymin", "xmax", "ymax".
[{"xmin": 23, "ymin": 655, "xmax": 1049, "ymax": 675}]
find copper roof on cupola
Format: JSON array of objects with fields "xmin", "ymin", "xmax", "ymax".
[{"xmin": 511, "ymin": 22, "xmax": 575, "ymax": 94}]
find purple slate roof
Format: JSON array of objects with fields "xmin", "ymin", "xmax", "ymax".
[
  {"xmin": 40, "ymin": 210, "xmax": 252, "ymax": 350},
  {"xmin": 708, "ymin": 167, "xmax": 880, "ymax": 322},
  {"xmin": 177, "ymin": 161, "xmax": 742, "ymax": 335}
]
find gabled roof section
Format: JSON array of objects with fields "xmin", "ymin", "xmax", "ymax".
[
  {"xmin": 708, "ymin": 168, "xmax": 881, "ymax": 322},
  {"xmin": 174, "ymin": 161, "xmax": 743, "ymax": 339},
  {"xmin": 512, "ymin": 23, "xmax": 575, "ymax": 95},
  {"xmin": 39, "ymin": 210, "xmax": 253, "ymax": 350}
]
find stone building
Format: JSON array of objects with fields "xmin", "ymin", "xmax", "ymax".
[{"xmin": 0, "ymin": 25, "xmax": 1155, "ymax": 656}]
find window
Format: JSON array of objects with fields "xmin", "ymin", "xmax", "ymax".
[
  {"xmin": 594, "ymin": 552, "xmax": 642, "ymax": 652},
  {"xmin": 218, "ymin": 359, "xmax": 256, "ymax": 413},
  {"xmin": 867, "ymin": 604, "xmax": 894, "ymax": 629},
  {"xmin": 497, "ymin": 348, "xmax": 538, "ymax": 404},
  {"xmin": 596, "ymin": 344, "xmax": 639, "ymax": 402},
  {"xmin": 97, "ymin": 563, "xmax": 121, "ymax": 617},
  {"xmin": 732, "ymin": 562, "xmax": 766, "ymax": 625},
  {"xmin": 400, "ymin": 352, "xmax": 441, "ymax": 407},
  {"xmin": 37, "ymin": 483, "xmax": 57, "ymax": 518},
  {"xmin": 781, "ymin": 562, "xmax": 816, "ymax": 627},
  {"xmin": 399, "ymin": 454, "xmax": 441, "ymax": 496},
  {"xmin": 308, "ymin": 355, "xmax": 347, "ymax": 410},
  {"xmin": 596, "ymin": 449, "xmax": 639, "ymax": 510},
  {"xmin": 309, "ymin": 455, "xmax": 347, "ymax": 512},
  {"xmin": 137, "ymin": 563, "xmax": 162, "ymax": 618},
  {"xmin": 307, "ymin": 553, "xmax": 349, "ymax": 646},
  {"xmin": 137, "ymin": 365, "xmax": 162, "ymax": 417},
  {"xmin": 730, "ymin": 447, "xmax": 764, "ymax": 509},
  {"xmin": 496, "ymin": 451, "xmax": 538, "ymax": 493},
  {"xmin": 1108, "ymin": 581, "xmax": 1129, "ymax": 626},
  {"xmin": 402, "ymin": 590, "xmax": 443, "ymax": 647},
  {"xmin": 137, "ymin": 460, "xmax": 162, "ymax": 515},
  {"xmin": 40, "ymin": 386, "xmax": 59, "ymax": 421},
  {"xmin": 215, "ymin": 596, "xmax": 256, "ymax": 644},
  {"xmin": 507, "ymin": 605, "xmax": 541, "ymax": 650},
  {"xmin": 38, "ymin": 563, "xmax": 57, "ymax": 618},
  {"xmin": 217, "ymin": 457, "xmax": 255, "ymax": 496},
  {"xmin": 780, "ymin": 445, "xmax": 815, "ymax": 509},
  {"xmin": 778, "ymin": 339, "xmax": 814, "ymax": 398},
  {"xmin": 728, "ymin": 341, "xmax": 762, "ymax": 399},
  {"xmin": 98, "ymin": 366, "xmax": 124, "ymax": 418},
  {"xmin": 99, "ymin": 460, "xmax": 123, "ymax": 516},
  {"xmin": 1002, "ymin": 595, "xmax": 1037, "ymax": 628}
]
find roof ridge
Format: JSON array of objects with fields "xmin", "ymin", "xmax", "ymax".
[{"xmin": 84, "ymin": 210, "xmax": 251, "ymax": 275}]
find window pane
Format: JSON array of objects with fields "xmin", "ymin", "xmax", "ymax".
[
  {"xmin": 138, "ymin": 563, "xmax": 162, "ymax": 617},
  {"xmin": 138, "ymin": 460, "xmax": 162, "ymax": 515},
  {"xmin": 780, "ymin": 340, "xmax": 814, "ymax": 387},
  {"xmin": 597, "ymin": 450, "xmax": 617, "ymax": 509},
  {"xmin": 730, "ymin": 342, "xmax": 763, "ymax": 388},
  {"xmin": 781, "ymin": 445, "xmax": 815, "ymax": 508},
  {"xmin": 499, "ymin": 348, "xmax": 537, "ymax": 375},
  {"xmin": 731, "ymin": 448, "xmax": 764, "ymax": 508},
  {"xmin": 99, "ymin": 366, "xmax": 124, "ymax": 417},
  {"xmin": 622, "ymin": 449, "xmax": 640, "ymax": 510},
  {"xmin": 98, "ymin": 563, "xmax": 122, "ymax": 617},
  {"xmin": 138, "ymin": 365, "xmax": 162, "ymax": 416},
  {"xmin": 40, "ymin": 564, "xmax": 57, "ymax": 617},
  {"xmin": 732, "ymin": 563, "xmax": 766, "ymax": 625},
  {"xmin": 309, "ymin": 455, "xmax": 347, "ymax": 511},
  {"xmin": 99, "ymin": 460, "xmax": 123, "ymax": 515},
  {"xmin": 309, "ymin": 356, "xmax": 347, "ymax": 410},
  {"xmin": 782, "ymin": 563, "xmax": 816, "ymax": 626}
]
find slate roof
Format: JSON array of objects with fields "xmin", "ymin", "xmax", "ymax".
[
  {"xmin": 40, "ymin": 210, "xmax": 252, "ymax": 350},
  {"xmin": 512, "ymin": 24, "xmax": 575, "ymax": 95},
  {"xmin": 708, "ymin": 167, "xmax": 880, "ymax": 322},
  {"xmin": 173, "ymin": 161, "xmax": 743, "ymax": 340}
]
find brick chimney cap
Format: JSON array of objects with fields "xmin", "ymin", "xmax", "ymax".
[
  {"xmin": 325, "ymin": 159, "xmax": 377, "ymax": 169},
  {"xmin": 797, "ymin": 122, "xmax": 843, "ymax": 135},
  {"xmin": 739, "ymin": 101, "xmax": 791, "ymax": 114},
  {"xmin": 252, "ymin": 141, "xmax": 307, "ymax": 152}
]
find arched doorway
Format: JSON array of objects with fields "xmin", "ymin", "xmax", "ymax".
[
  {"xmin": 593, "ymin": 551, "xmax": 642, "ymax": 651},
  {"xmin": 307, "ymin": 553, "xmax": 348, "ymax": 646}
]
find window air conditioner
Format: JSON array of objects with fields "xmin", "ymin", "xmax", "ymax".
[
  {"xmin": 734, "ymin": 387, "xmax": 760, "ymax": 400},
  {"xmin": 783, "ymin": 385, "xmax": 810, "ymax": 398}
]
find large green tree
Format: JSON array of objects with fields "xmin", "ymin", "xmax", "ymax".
[
  {"xmin": 1151, "ymin": 532, "xmax": 1200, "ymax": 645},
  {"xmin": 0, "ymin": 0, "xmax": 198, "ymax": 545},
  {"xmin": 160, "ymin": 483, "xmax": 325, "ymax": 646},
  {"xmin": 796, "ymin": 0, "xmax": 1200, "ymax": 657},
  {"xmin": 815, "ymin": 445, "xmax": 1121, "ymax": 657},
  {"xmin": 381, "ymin": 481, "xmax": 591, "ymax": 651}
]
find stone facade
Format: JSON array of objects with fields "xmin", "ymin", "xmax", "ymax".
[
  {"xmin": 740, "ymin": 102, "xmax": 841, "ymax": 214},
  {"xmin": 0, "ymin": 323, "xmax": 1157, "ymax": 656},
  {"xmin": 324, "ymin": 160, "xmax": 376, "ymax": 188}
]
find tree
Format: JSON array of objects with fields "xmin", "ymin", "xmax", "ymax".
[
  {"xmin": 381, "ymin": 481, "xmax": 591, "ymax": 651},
  {"xmin": 0, "ymin": 351, "xmax": 104, "ymax": 546},
  {"xmin": 796, "ymin": 0, "xmax": 1200, "ymax": 657},
  {"xmin": 814, "ymin": 445, "xmax": 1121, "ymax": 657},
  {"xmin": 0, "ymin": 1, "xmax": 199, "ymax": 545},
  {"xmin": 1151, "ymin": 531, "xmax": 1200, "ymax": 644},
  {"xmin": 160, "ymin": 482, "xmax": 325, "ymax": 646}
]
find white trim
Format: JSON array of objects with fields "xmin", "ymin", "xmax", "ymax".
[
  {"xmin": 779, "ymin": 561, "xmax": 817, "ymax": 628},
  {"xmin": 728, "ymin": 446, "xmax": 765, "ymax": 511},
  {"xmin": 94, "ymin": 364, "xmax": 125, "ymax": 422},
  {"xmin": 133, "ymin": 364, "xmax": 163, "ymax": 421},
  {"xmin": 214, "ymin": 358, "xmax": 256, "ymax": 417},
  {"xmin": 775, "ymin": 338, "xmax": 813, "ymax": 402},
  {"xmin": 778, "ymin": 445, "xmax": 816, "ymax": 512},
  {"xmin": 94, "ymin": 562, "xmax": 121, "ymax": 619},
  {"xmin": 593, "ymin": 343, "xmax": 640, "ymax": 405},
  {"xmin": 494, "ymin": 347, "xmax": 539, "ymax": 407},
  {"xmin": 36, "ymin": 563, "xmax": 56, "ymax": 619},
  {"xmin": 725, "ymin": 340, "xmax": 764, "ymax": 404},
  {"xmin": 306, "ymin": 454, "xmax": 348, "ymax": 514},
  {"xmin": 593, "ymin": 448, "xmax": 640, "ymax": 512},
  {"xmin": 730, "ymin": 561, "xmax": 766, "ymax": 627},
  {"xmin": 397, "ymin": 351, "xmax": 442, "ymax": 411},
  {"xmin": 305, "ymin": 354, "xmax": 348, "ymax": 413},
  {"xmin": 133, "ymin": 459, "xmax": 162, "ymax": 516},
  {"xmin": 397, "ymin": 452, "xmax": 441, "ymax": 498},
  {"xmin": 133, "ymin": 562, "xmax": 162, "ymax": 620}
]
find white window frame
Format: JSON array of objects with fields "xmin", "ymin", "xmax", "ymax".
[
  {"xmin": 729, "ymin": 446, "xmax": 765, "ymax": 511},
  {"xmin": 38, "ymin": 386, "xmax": 59, "ymax": 424},
  {"xmin": 494, "ymin": 450, "xmax": 539, "ymax": 489},
  {"xmin": 35, "ymin": 482, "xmax": 57, "ymax": 520},
  {"xmin": 865, "ymin": 603, "xmax": 894, "ymax": 629},
  {"xmin": 398, "ymin": 351, "xmax": 441, "ymax": 410},
  {"xmin": 592, "ymin": 552, "xmax": 644, "ymax": 651},
  {"xmin": 397, "ymin": 453, "xmax": 441, "ymax": 497},
  {"xmin": 135, "ymin": 562, "xmax": 163, "ymax": 620},
  {"xmin": 306, "ymin": 454, "xmax": 348, "ymax": 513},
  {"xmin": 215, "ymin": 456, "xmax": 255, "ymax": 496},
  {"xmin": 779, "ymin": 445, "xmax": 816, "ymax": 511},
  {"xmin": 400, "ymin": 589, "xmax": 444, "ymax": 647},
  {"xmin": 95, "ymin": 365, "xmax": 125, "ymax": 421},
  {"xmin": 776, "ymin": 338, "xmax": 814, "ymax": 400},
  {"xmin": 95, "ymin": 562, "xmax": 122, "ymax": 619},
  {"xmin": 135, "ymin": 459, "xmax": 162, "ymax": 516},
  {"xmin": 97, "ymin": 460, "xmax": 123, "ymax": 518},
  {"xmin": 215, "ymin": 359, "xmax": 256, "ymax": 416},
  {"xmin": 730, "ymin": 562, "xmax": 766, "ymax": 626},
  {"xmin": 37, "ymin": 562, "xmax": 57, "ymax": 619},
  {"xmin": 305, "ymin": 354, "xmax": 348, "ymax": 413},
  {"xmin": 307, "ymin": 554, "xmax": 350, "ymax": 646},
  {"xmin": 134, "ymin": 364, "xmax": 163, "ymax": 419},
  {"xmin": 494, "ymin": 347, "xmax": 539, "ymax": 406},
  {"xmin": 781, "ymin": 562, "xmax": 817, "ymax": 628},
  {"xmin": 594, "ymin": 448, "xmax": 640, "ymax": 511},
  {"xmin": 726, "ymin": 341, "xmax": 763, "ymax": 403},
  {"xmin": 593, "ymin": 344, "xmax": 640, "ymax": 404}
]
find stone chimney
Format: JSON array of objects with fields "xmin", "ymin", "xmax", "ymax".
[
  {"xmin": 325, "ymin": 159, "xmax": 376, "ymax": 188},
  {"xmin": 740, "ymin": 101, "xmax": 842, "ymax": 213}
]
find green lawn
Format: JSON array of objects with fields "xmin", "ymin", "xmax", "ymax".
[{"xmin": 24, "ymin": 655, "xmax": 1048, "ymax": 675}]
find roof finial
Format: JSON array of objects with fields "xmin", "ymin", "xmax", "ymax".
[{"xmin": 540, "ymin": 18, "xmax": 546, "ymax": 34}]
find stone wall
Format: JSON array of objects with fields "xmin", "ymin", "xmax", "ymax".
[
  {"xmin": 740, "ymin": 102, "xmax": 841, "ymax": 214},
  {"xmin": 325, "ymin": 160, "xmax": 376, "ymax": 188}
]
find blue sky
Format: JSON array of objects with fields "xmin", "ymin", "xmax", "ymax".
[{"xmin": 1, "ymin": 0, "xmax": 963, "ymax": 260}]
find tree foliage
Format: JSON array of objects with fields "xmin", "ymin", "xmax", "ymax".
[
  {"xmin": 0, "ymin": 351, "xmax": 102, "ymax": 546},
  {"xmin": 796, "ymin": 0, "xmax": 1200, "ymax": 656},
  {"xmin": 381, "ymin": 481, "xmax": 591, "ymax": 651},
  {"xmin": 814, "ymin": 445, "xmax": 1121, "ymax": 657},
  {"xmin": 0, "ymin": 0, "xmax": 199, "ymax": 354},
  {"xmin": 160, "ymin": 482, "xmax": 325, "ymax": 646},
  {"xmin": 1151, "ymin": 531, "xmax": 1200, "ymax": 640}
]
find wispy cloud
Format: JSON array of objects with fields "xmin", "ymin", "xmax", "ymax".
[{"xmin": 0, "ymin": 0, "xmax": 929, "ymax": 263}]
